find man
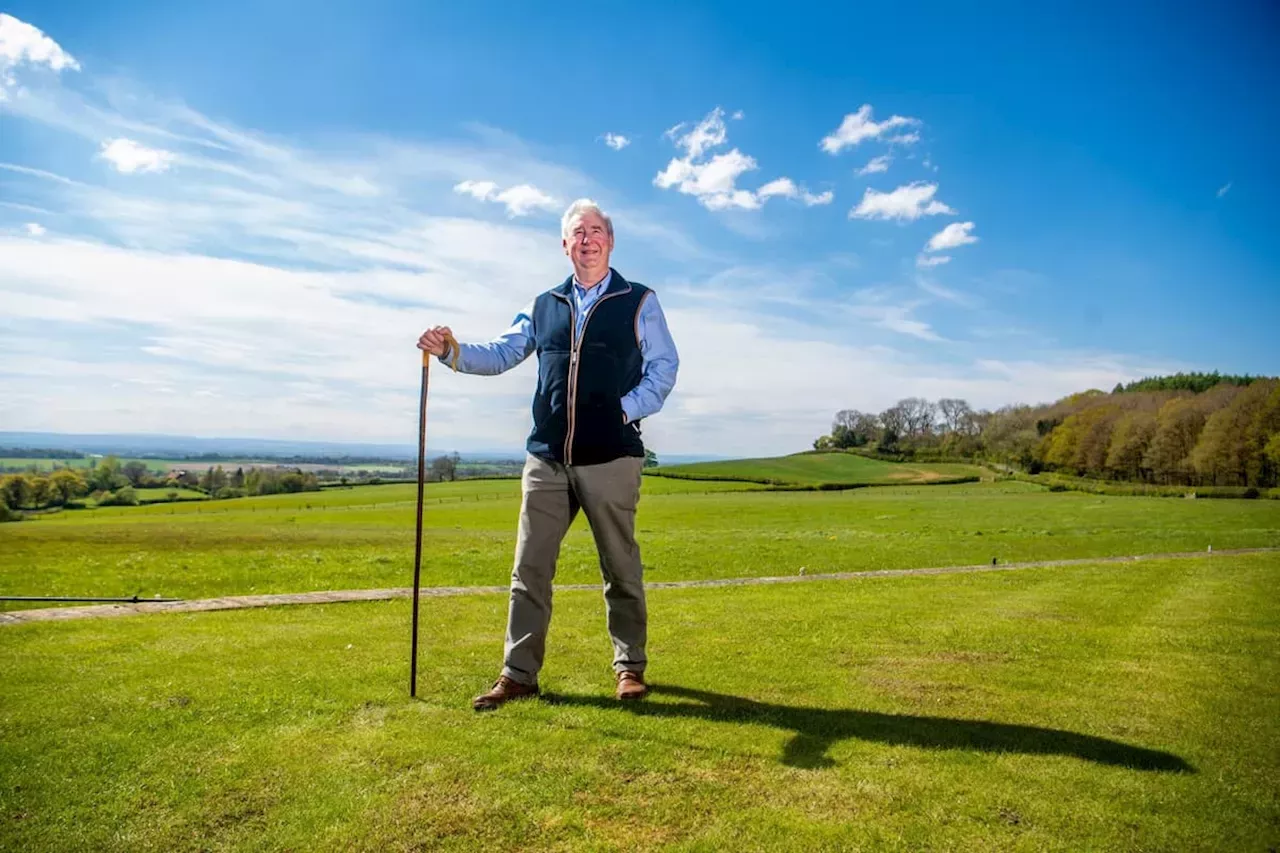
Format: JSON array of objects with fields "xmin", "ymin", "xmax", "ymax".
[{"xmin": 417, "ymin": 199, "xmax": 679, "ymax": 711}]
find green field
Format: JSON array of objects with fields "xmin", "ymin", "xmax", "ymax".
[
  {"xmin": 3, "ymin": 453, "xmax": 1279, "ymax": 850},
  {"xmin": 651, "ymin": 452, "xmax": 985, "ymax": 486},
  {"xmin": 130, "ymin": 487, "xmax": 209, "ymax": 504},
  {"xmin": 2, "ymin": 552, "xmax": 1276, "ymax": 850},
  {"xmin": 4, "ymin": 477, "xmax": 1280, "ymax": 609},
  {"xmin": 0, "ymin": 456, "xmax": 176, "ymax": 472}
]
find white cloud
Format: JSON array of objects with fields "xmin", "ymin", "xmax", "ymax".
[
  {"xmin": 453, "ymin": 179, "xmax": 558, "ymax": 217},
  {"xmin": 99, "ymin": 138, "xmax": 175, "ymax": 174},
  {"xmin": 23, "ymin": 222, "xmax": 46, "ymax": 236},
  {"xmin": 656, "ymin": 107, "xmax": 829, "ymax": 211},
  {"xmin": 756, "ymin": 177, "xmax": 833, "ymax": 206},
  {"xmin": 851, "ymin": 182, "xmax": 954, "ymax": 221},
  {"xmin": 925, "ymin": 221, "xmax": 978, "ymax": 252},
  {"xmin": 1217, "ymin": 181, "xmax": 1232, "ymax": 198},
  {"xmin": 656, "ymin": 145, "xmax": 759, "ymax": 208},
  {"xmin": 756, "ymin": 177, "xmax": 797, "ymax": 199},
  {"xmin": 857, "ymin": 154, "xmax": 892, "ymax": 176},
  {"xmin": 669, "ymin": 107, "xmax": 728, "ymax": 159},
  {"xmin": 916, "ymin": 254, "xmax": 950, "ymax": 268},
  {"xmin": 887, "ymin": 132, "xmax": 920, "ymax": 146},
  {"xmin": 0, "ymin": 14, "xmax": 79, "ymax": 98},
  {"xmin": 494, "ymin": 184, "xmax": 558, "ymax": 217},
  {"xmin": 453, "ymin": 179, "xmax": 499, "ymax": 201},
  {"xmin": 602, "ymin": 132, "xmax": 630, "ymax": 150},
  {"xmin": 820, "ymin": 104, "xmax": 920, "ymax": 154}
]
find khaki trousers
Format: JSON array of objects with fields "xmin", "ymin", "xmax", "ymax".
[{"xmin": 501, "ymin": 453, "xmax": 647, "ymax": 686}]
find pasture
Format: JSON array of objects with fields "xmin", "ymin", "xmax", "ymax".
[
  {"xmin": 3, "ymin": 476, "xmax": 1279, "ymax": 607},
  {"xmin": 2, "ymin": 456, "xmax": 1278, "ymax": 850},
  {"xmin": 650, "ymin": 452, "xmax": 983, "ymax": 486}
]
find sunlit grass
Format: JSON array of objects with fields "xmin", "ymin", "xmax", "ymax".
[
  {"xmin": 4, "ymin": 480, "xmax": 1278, "ymax": 608},
  {"xmin": 2, "ymin": 553, "xmax": 1276, "ymax": 850}
]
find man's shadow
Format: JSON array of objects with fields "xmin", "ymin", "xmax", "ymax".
[{"xmin": 545, "ymin": 684, "xmax": 1193, "ymax": 773}]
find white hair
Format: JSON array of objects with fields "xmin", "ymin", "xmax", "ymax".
[{"xmin": 560, "ymin": 198, "xmax": 613, "ymax": 241}]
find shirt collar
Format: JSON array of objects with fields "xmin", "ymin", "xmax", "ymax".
[{"xmin": 573, "ymin": 269, "xmax": 612, "ymax": 294}]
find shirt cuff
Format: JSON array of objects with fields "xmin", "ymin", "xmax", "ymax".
[
  {"xmin": 437, "ymin": 341, "xmax": 459, "ymax": 371},
  {"xmin": 621, "ymin": 397, "xmax": 640, "ymax": 424}
]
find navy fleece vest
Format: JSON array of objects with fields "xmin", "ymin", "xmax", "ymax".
[{"xmin": 527, "ymin": 270, "xmax": 648, "ymax": 465}]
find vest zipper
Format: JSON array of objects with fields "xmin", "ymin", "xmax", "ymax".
[{"xmin": 563, "ymin": 285, "xmax": 631, "ymax": 465}]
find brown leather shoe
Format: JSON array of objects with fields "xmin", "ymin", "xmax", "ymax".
[
  {"xmin": 472, "ymin": 676, "xmax": 539, "ymax": 711},
  {"xmin": 616, "ymin": 670, "xmax": 648, "ymax": 701}
]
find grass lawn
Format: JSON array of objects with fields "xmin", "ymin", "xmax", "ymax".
[
  {"xmin": 132, "ymin": 487, "xmax": 209, "ymax": 504},
  {"xmin": 3, "ymin": 479, "xmax": 1280, "ymax": 608},
  {"xmin": 649, "ymin": 452, "xmax": 985, "ymax": 487},
  {"xmin": 1, "ymin": 552, "xmax": 1276, "ymax": 850},
  {"xmin": 0, "ymin": 457, "xmax": 190, "ymax": 473}
]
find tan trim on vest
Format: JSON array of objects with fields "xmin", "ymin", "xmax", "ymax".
[{"xmin": 633, "ymin": 289, "xmax": 652, "ymax": 350}]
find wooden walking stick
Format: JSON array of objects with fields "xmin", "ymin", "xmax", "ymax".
[{"xmin": 411, "ymin": 334, "xmax": 456, "ymax": 698}]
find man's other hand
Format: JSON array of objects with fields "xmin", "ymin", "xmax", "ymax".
[{"xmin": 417, "ymin": 326, "xmax": 454, "ymax": 357}]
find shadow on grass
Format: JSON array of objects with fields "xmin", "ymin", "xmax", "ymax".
[{"xmin": 544, "ymin": 684, "xmax": 1194, "ymax": 773}]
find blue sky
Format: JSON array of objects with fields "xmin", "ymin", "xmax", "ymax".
[{"xmin": 1, "ymin": 2, "xmax": 1277, "ymax": 455}]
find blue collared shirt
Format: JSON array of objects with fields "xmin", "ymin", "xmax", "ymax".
[{"xmin": 441, "ymin": 270, "xmax": 679, "ymax": 424}]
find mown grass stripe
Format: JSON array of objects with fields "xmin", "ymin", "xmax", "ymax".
[{"xmin": 5, "ymin": 547, "xmax": 1275, "ymax": 625}]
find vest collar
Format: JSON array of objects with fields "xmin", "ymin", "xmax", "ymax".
[{"xmin": 553, "ymin": 268, "xmax": 631, "ymax": 300}]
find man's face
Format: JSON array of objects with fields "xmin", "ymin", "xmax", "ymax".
[{"xmin": 563, "ymin": 210, "xmax": 613, "ymax": 279}]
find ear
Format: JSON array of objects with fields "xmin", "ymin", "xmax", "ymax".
[{"xmin": 562, "ymin": 237, "xmax": 570, "ymax": 256}]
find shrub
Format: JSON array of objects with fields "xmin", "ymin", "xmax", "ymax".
[
  {"xmin": 98, "ymin": 486, "xmax": 139, "ymax": 507},
  {"xmin": 0, "ymin": 498, "xmax": 21, "ymax": 523}
]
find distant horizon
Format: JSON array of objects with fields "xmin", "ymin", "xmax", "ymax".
[{"xmin": 0, "ymin": 431, "xmax": 732, "ymax": 464}]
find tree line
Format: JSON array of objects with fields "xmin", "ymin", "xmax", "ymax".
[
  {"xmin": 0, "ymin": 455, "xmax": 322, "ymax": 518},
  {"xmin": 814, "ymin": 375, "xmax": 1280, "ymax": 489},
  {"xmin": 1112, "ymin": 371, "xmax": 1263, "ymax": 394}
]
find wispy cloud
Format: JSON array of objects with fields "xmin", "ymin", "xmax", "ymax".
[
  {"xmin": 602, "ymin": 132, "xmax": 630, "ymax": 150},
  {"xmin": 22, "ymin": 222, "xmax": 45, "ymax": 236},
  {"xmin": 857, "ymin": 154, "xmax": 892, "ymax": 176},
  {"xmin": 851, "ymin": 182, "xmax": 954, "ymax": 221},
  {"xmin": 916, "ymin": 277, "xmax": 975, "ymax": 307},
  {"xmin": 1216, "ymin": 181, "xmax": 1232, "ymax": 199},
  {"xmin": 756, "ymin": 177, "xmax": 833, "ymax": 206},
  {"xmin": 0, "ymin": 160, "xmax": 83, "ymax": 185},
  {"xmin": 655, "ymin": 107, "xmax": 829, "ymax": 211},
  {"xmin": 849, "ymin": 300, "xmax": 944, "ymax": 342},
  {"xmin": 925, "ymin": 221, "xmax": 978, "ymax": 252},
  {"xmin": 916, "ymin": 254, "xmax": 950, "ymax": 268},
  {"xmin": 99, "ymin": 138, "xmax": 175, "ymax": 174},
  {"xmin": 821, "ymin": 104, "xmax": 919, "ymax": 154}
]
